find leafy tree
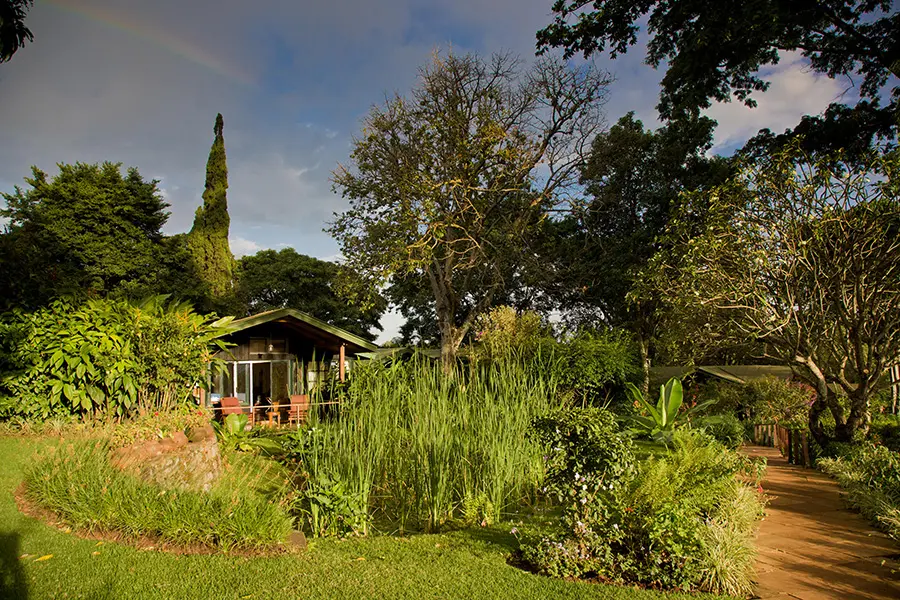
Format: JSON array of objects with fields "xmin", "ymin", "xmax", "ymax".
[
  {"xmin": 235, "ymin": 248, "xmax": 385, "ymax": 341},
  {"xmin": 188, "ymin": 113, "xmax": 235, "ymax": 311},
  {"xmin": 537, "ymin": 0, "xmax": 900, "ymax": 121},
  {"xmin": 649, "ymin": 143, "xmax": 900, "ymax": 444},
  {"xmin": 549, "ymin": 113, "xmax": 732, "ymax": 391},
  {"xmin": 0, "ymin": 0, "xmax": 33, "ymax": 63},
  {"xmin": 329, "ymin": 51, "xmax": 611, "ymax": 368},
  {"xmin": 0, "ymin": 162, "xmax": 170, "ymax": 309}
]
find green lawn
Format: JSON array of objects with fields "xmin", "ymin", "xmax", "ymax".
[{"xmin": 0, "ymin": 435, "xmax": 728, "ymax": 600}]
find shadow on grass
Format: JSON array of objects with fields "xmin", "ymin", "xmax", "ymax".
[{"xmin": 0, "ymin": 532, "xmax": 27, "ymax": 600}]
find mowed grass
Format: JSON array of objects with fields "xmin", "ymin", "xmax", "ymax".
[{"xmin": 0, "ymin": 435, "xmax": 731, "ymax": 600}]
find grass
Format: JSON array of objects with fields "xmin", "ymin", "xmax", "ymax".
[
  {"xmin": 0, "ymin": 434, "xmax": 733, "ymax": 600},
  {"xmin": 22, "ymin": 438, "xmax": 294, "ymax": 552},
  {"xmin": 298, "ymin": 357, "xmax": 559, "ymax": 533}
]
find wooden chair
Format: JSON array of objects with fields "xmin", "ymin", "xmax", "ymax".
[
  {"xmin": 219, "ymin": 397, "xmax": 243, "ymax": 417},
  {"xmin": 287, "ymin": 394, "xmax": 310, "ymax": 426}
]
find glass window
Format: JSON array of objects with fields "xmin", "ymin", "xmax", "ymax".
[{"xmin": 236, "ymin": 363, "xmax": 250, "ymax": 405}]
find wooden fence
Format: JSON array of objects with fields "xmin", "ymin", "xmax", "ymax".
[{"xmin": 753, "ymin": 423, "xmax": 812, "ymax": 467}]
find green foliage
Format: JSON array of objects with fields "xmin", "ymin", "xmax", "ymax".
[
  {"xmin": 0, "ymin": 162, "xmax": 171, "ymax": 309},
  {"xmin": 212, "ymin": 414, "xmax": 283, "ymax": 454},
  {"xmin": 473, "ymin": 307, "xmax": 639, "ymax": 404},
  {"xmin": 522, "ymin": 430, "xmax": 764, "ymax": 594},
  {"xmin": 188, "ymin": 113, "xmax": 235, "ymax": 311},
  {"xmin": 697, "ymin": 413, "xmax": 745, "ymax": 449},
  {"xmin": 283, "ymin": 357, "xmax": 559, "ymax": 535},
  {"xmin": 0, "ymin": 298, "xmax": 231, "ymax": 419},
  {"xmin": 818, "ymin": 443, "xmax": 900, "ymax": 540},
  {"xmin": 871, "ymin": 414, "xmax": 900, "ymax": 452},
  {"xmin": 529, "ymin": 407, "xmax": 636, "ymax": 541},
  {"xmin": 625, "ymin": 377, "xmax": 712, "ymax": 443},
  {"xmin": 236, "ymin": 248, "xmax": 385, "ymax": 340},
  {"xmin": 537, "ymin": 1, "xmax": 899, "ymax": 121},
  {"xmin": 23, "ymin": 438, "xmax": 293, "ymax": 551}
]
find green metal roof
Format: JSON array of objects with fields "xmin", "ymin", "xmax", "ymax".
[
  {"xmin": 223, "ymin": 308, "xmax": 379, "ymax": 354},
  {"xmin": 650, "ymin": 364, "xmax": 795, "ymax": 385}
]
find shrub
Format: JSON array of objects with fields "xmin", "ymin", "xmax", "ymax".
[
  {"xmin": 24, "ymin": 439, "xmax": 294, "ymax": 551},
  {"xmin": 818, "ymin": 444, "xmax": 900, "ymax": 540},
  {"xmin": 0, "ymin": 297, "xmax": 231, "ymax": 419},
  {"xmin": 695, "ymin": 380, "xmax": 745, "ymax": 414},
  {"xmin": 871, "ymin": 414, "xmax": 900, "ymax": 452},
  {"xmin": 698, "ymin": 413, "xmax": 746, "ymax": 449},
  {"xmin": 522, "ymin": 427, "xmax": 764, "ymax": 595}
]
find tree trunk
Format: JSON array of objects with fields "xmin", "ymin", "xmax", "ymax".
[{"xmin": 638, "ymin": 335, "xmax": 651, "ymax": 399}]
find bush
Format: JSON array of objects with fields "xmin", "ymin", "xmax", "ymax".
[
  {"xmin": 24, "ymin": 439, "xmax": 294, "ymax": 551},
  {"xmin": 0, "ymin": 297, "xmax": 231, "ymax": 420},
  {"xmin": 522, "ymin": 426, "xmax": 764, "ymax": 595},
  {"xmin": 698, "ymin": 413, "xmax": 746, "ymax": 449},
  {"xmin": 871, "ymin": 414, "xmax": 900, "ymax": 452},
  {"xmin": 818, "ymin": 443, "xmax": 900, "ymax": 540}
]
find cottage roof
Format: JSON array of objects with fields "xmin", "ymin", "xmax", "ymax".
[{"xmin": 224, "ymin": 308, "xmax": 379, "ymax": 354}]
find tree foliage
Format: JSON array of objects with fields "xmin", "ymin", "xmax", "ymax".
[
  {"xmin": 236, "ymin": 248, "xmax": 385, "ymax": 341},
  {"xmin": 188, "ymin": 113, "xmax": 236, "ymax": 311},
  {"xmin": 329, "ymin": 51, "xmax": 611, "ymax": 367},
  {"xmin": 0, "ymin": 162, "xmax": 171, "ymax": 309},
  {"xmin": 546, "ymin": 113, "xmax": 732, "ymax": 389},
  {"xmin": 0, "ymin": 0, "xmax": 33, "ymax": 63},
  {"xmin": 537, "ymin": 0, "xmax": 900, "ymax": 120},
  {"xmin": 649, "ymin": 143, "xmax": 900, "ymax": 443}
]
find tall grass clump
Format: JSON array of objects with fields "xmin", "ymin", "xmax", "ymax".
[
  {"xmin": 288, "ymin": 354, "xmax": 561, "ymax": 534},
  {"xmin": 24, "ymin": 439, "xmax": 294, "ymax": 551}
]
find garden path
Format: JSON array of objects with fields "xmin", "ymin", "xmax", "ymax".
[{"xmin": 745, "ymin": 445, "xmax": 900, "ymax": 600}]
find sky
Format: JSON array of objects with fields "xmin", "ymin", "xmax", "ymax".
[{"xmin": 0, "ymin": 0, "xmax": 853, "ymax": 342}]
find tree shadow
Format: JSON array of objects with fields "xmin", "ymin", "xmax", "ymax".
[{"xmin": 0, "ymin": 533, "xmax": 28, "ymax": 600}]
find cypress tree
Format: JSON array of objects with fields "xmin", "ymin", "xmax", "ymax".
[{"xmin": 188, "ymin": 113, "xmax": 235, "ymax": 308}]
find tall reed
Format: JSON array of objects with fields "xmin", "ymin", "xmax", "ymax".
[{"xmin": 297, "ymin": 353, "xmax": 562, "ymax": 533}]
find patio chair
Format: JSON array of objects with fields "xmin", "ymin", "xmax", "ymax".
[
  {"xmin": 287, "ymin": 394, "xmax": 310, "ymax": 426},
  {"xmin": 219, "ymin": 396, "xmax": 243, "ymax": 417}
]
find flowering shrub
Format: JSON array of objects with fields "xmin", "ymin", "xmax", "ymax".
[{"xmin": 522, "ymin": 415, "xmax": 764, "ymax": 595}]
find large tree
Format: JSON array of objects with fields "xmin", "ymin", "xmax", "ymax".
[
  {"xmin": 188, "ymin": 113, "xmax": 236, "ymax": 311},
  {"xmin": 0, "ymin": 162, "xmax": 170, "ymax": 309},
  {"xmin": 236, "ymin": 248, "xmax": 386, "ymax": 341},
  {"xmin": 549, "ymin": 113, "xmax": 732, "ymax": 391},
  {"xmin": 538, "ymin": 0, "xmax": 899, "ymax": 121},
  {"xmin": 0, "ymin": 0, "xmax": 33, "ymax": 63},
  {"xmin": 329, "ymin": 51, "xmax": 610, "ymax": 368},
  {"xmin": 650, "ymin": 143, "xmax": 900, "ymax": 443}
]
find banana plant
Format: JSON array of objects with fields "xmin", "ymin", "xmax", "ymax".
[
  {"xmin": 212, "ymin": 413, "xmax": 283, "ymax": 454},
  {"xmin": 624, "ymin": 377, "xmax": 713, "ymax": 444}
]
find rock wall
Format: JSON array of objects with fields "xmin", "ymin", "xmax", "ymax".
[{"xmin": 110, "ymin": 425, "xmax": 222, "ymax": 492}]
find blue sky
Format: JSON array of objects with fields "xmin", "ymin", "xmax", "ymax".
[{"xmin": 0, "ymin": 0, "xmax": 852, "ymax": 341}]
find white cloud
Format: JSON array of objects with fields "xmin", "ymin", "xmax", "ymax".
[
  {"xmin": 375, "ymin": 306, "xmax": 406, "ymax": 345},
  {"xmin": 705, "ymin": 52, "xmax": 848, "ymax": 151},
  {"xmin": 229, "ymin": 236, "xmax": 263, "ymax": 258}
]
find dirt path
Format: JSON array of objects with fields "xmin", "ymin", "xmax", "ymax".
[{"xmin": 744, "ymin": 445, "xmax": 900, "ymax": 600}]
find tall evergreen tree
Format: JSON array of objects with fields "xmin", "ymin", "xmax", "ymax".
[{"xmin": 188, "ymin": 113, "xmax": 235, "ymax": 310}]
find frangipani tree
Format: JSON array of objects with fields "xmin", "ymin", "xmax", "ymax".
[{"xmin": 649, "ymin": 142, "xmax": 900, "ymax": 443}]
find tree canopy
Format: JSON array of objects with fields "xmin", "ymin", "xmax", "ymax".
[
  {"xmin": 537, "ymin": 0, "xmax": 900, "ymax": 121},
  {"xmin": 0, "ymin": 0, "xmax": 33, "ymax": 63},
  {"xmin": 236, "ymin": 248, "xmax": 385, "ymax": 341},
  {"xmin": 329, "ymin": 51, "xmax": 611, "ymax": 367},
  {"xmin": 188, "ymin": 113, "xmax": 236, "ymax": 311},
  {"xmin": 0, "ymin": 162, "xmax": 171, "ymax": 309},
  {"xmin": 648, "ymin": 143, "xmax": 900, "ymax": 443}
]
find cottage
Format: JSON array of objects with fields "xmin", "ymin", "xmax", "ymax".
[{"xmin": 207, "ymin": 308, "xmax": 378, "ymax": 420}]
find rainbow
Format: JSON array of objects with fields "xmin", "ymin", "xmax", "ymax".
[{"xmin": 46, "ymin": 0, "xmax": 256, "ymax": 86}]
